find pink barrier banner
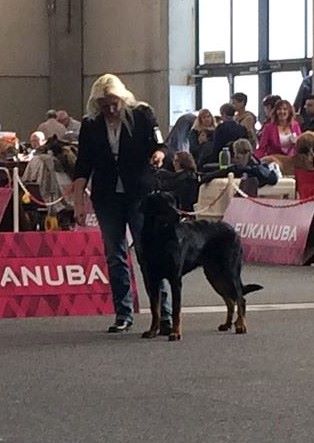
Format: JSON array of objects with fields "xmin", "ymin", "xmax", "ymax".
[
  {"xmin": 223, "ymin": 198, "xmax": 314, "ymax": 265},
  {"xmin": 0, "ymin": 230, "xmax": 139, "ymax": 318},
  {"xmin": 75, "ymin": 194, "xmax": 133, "ymax": 246},
  {"xmin": 80, "ymin": 194, "xmax": 99, "ymax": 230},
  {"xmin": 0, "ymin": 188, "xmax": 12, "ymax": 224}
]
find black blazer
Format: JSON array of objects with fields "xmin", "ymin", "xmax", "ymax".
[{"xmin": 74, "ymin": 106, "xmax": 164, "ymax": 203}]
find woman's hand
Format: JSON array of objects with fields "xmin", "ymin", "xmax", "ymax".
[
  {"xmin": 74, "ymin": 202, "xmax": 86, "ymax": 226},
  {"xmin": 73, "ymin": 178, "xmax": 88, "ymax": 226},
  {"xmin": 150, "ymin": 150, "xmax": 165, "ymax": 168}
]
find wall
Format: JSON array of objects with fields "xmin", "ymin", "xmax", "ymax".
[
  {"xmin": 83, "ymin": 0, "xmax": 169, "ymax": 132},
  {"xmin": 0, "ymin": 0, "xmax": 196, "ymax": 140},
  {"xmin": 0, "ymin": 0, "xmax": 49, "ymax": 138}
]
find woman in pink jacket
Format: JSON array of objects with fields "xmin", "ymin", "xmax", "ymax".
[{"xmin": 256, "ymin": 99, "xmax": 301, "ymax": 158}]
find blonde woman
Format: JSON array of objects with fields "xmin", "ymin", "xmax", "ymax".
[
  {"xmin": 188, "ymin": 108, "xmax": 216, "ymax": 163},
  {"xmin": 73, "ymin": 74, "xmax": 171, "ymax": 334}
]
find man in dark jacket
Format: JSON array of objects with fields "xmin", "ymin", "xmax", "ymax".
[
  {"xmin": 212, "ymin": 103, "xmax": 247, "ymax": 161},
  {"xmin": 73, "ymin": 74, "xmax": 171, "ymax": 334},
  {"xmin": 301, "ymin": 95, "xmax": 314, "ymax": 132}
]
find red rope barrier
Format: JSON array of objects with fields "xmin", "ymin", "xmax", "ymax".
[
  {"xmin": 243, "ymin": 194, "xmax": 314, "ymax": 208},
  {"xmin": 232, "ymin": 181, "xmax": 314, "ymax": 208}
]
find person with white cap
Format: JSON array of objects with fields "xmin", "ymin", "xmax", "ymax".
[{"xmin": 73, "ymin": 74, "xmax": 171, "ymax": 334}]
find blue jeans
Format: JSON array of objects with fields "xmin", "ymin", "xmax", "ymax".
[{"xmin": 94, "ymin": 194, "xmax": 171, "ymax": 324}]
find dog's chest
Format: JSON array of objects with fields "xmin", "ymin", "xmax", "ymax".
[{"xmin": 143, "ymin": 230, "xmax": 180, "ymax": 267}]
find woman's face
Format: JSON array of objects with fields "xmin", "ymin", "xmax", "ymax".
[
  {"xmin": 234, "ymin": 151, "xmax": 250, "ymax": 166},
  {"xmin": 200, "ymin": 112, "xmax": 212, "ymax": 127},
  {"xmin": 276, "ymin": 104, "xmax": 290, "ymax": 122},
  {"xmin": 264, "ymin": 105, "xmax": 272, "ymax": 119},
  {"xmin": 96, "ymin": 94, "xmax": 122, "ymax": 119}
]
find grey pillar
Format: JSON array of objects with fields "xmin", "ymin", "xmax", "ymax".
[
  {"xmin": 258, "ymin": 0, "xmax": 271, "ymax": 121},
  {"xmin": 312, "ymin": 0, "xmax": 314, "ymax": 92},
  {"xmin": 47, "ymin": 0, "xmax": 83, "ymax": 118}
]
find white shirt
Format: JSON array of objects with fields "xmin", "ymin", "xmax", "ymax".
[{"xmin": 105, "ymin": 120, "xmax": 124, "ymax": 193}]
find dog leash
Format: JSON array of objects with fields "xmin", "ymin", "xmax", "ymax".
[{"xmin": 176, "ymin": 183, "xmax": 230, "ymax": 217}]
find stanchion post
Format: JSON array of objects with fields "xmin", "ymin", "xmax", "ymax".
[
  {"xmin": 227, "ymin": 172, "xmax": 235, "ymax": 200},
  {"xmin": 13, "ymin": 167, "xmax": 19, "ymax": 232}
]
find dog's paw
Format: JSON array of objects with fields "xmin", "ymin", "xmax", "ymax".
[
  {"xmin": 141, "ymin": 329, "xmax": 158, "ymax": 339},
  {"xmin": 234, "ymin": 319, "xmax": 247, "ymax": 334},
  {"xmin": 218, "ymin": 323, "xmax": 232, "ymax": 331},
  {"xmin": 235, "ymin": 325, "xmax": 247, "ymax": 334},
  {"xmin": 168, "ymin": 333, "xmax": 182, "ymax": 341}
]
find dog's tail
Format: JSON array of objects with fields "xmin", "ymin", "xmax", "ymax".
[{"xmin": 242, "ymin": 284, "xmax": 263, "ymax": 296}]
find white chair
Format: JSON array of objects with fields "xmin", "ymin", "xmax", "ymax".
[{"xmin": 194, "ymin": 175, "xmax": 296, "ymax": 221}]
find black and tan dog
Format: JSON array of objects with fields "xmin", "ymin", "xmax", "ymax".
[{"xmin": 140, "ymin": 192, "xmax": 263, "ymax": 341}]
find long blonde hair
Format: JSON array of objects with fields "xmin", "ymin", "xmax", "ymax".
[
  {"xmin": 191, "ymin": 108, "xmax": 215, "ymax": 132},
  {"xmin": 86, "ymin": 74, "xmax": 137, "ymax": 117},
  {"xmin": 87, "ymin": 74, "xmax": 144, "ymax": 135}
]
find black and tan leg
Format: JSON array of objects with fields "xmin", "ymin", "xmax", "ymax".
[
  {"xmin": 234, "ymin": 297, "xmax": 247, "ymax": 334},
  {"xmin": 218, "ymin": 298, "xmax": 235, "ymax": 331},
  {"xmin": 168, "ymin": 278, "xmax": 182, "ymax": 341},
  {"xmin": 142, "ymin": 280, "xmax": 161, "ymax": 338}
]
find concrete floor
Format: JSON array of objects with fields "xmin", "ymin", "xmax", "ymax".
[{"xmin": 0, "ymin": 262, "xmax": 313, "ymax": 443}]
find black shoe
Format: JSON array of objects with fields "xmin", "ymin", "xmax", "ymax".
[
  {"xmin": 159, "ymin": 320, "xmax": 172, "ymax": 336},
  {"xmin": 107, "ymin": 319, "xmax": 133, "ymax": 333}
]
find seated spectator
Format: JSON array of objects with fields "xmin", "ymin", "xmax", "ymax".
[
  {"xmin": 164, "ymin": 113, "xmax": 196, "ymax": 153},
  {"xmin": 231, "ymin": 92, "xmax": 257, "ymax": 148},
  {"xmin": 294, "ymin": 74, "xmax": 312, "ymax": 117},
  {"xmin": 30, "ymin": 131, "xmax": 46, "ymax": 150},
  {"xmin": 201, "ymin": 138, "xmax": 279, "ymax": 188},
  {"xmin": 260, "ymin": 131, "xmax": 314, "ymax": 176},
  {"xmin": 56, "ymin": 110, "xmax": 81, "ymax": 141},
  {"xmin": 189, "ymin": 109, "xmax": 215, "ymax": 164},
  {"xmin": 300, "ymin": 95, "xmax": 314, "ymax": 132},
  {"xmin": 19, "ymin": 131, "xmax": 47, "ymax": 161},
  {"xmin": 257, "ymin": 94, "xmax": 282, "ymax": 139},
  {"xmin": 212, "ymin": 103, "xmax": 247, "ymax": 161},
  {"xmin": 37, "ymin": 109, "xmax": 66, "ymax": 140},
  {"xmin": 155, "ymin": 151, "xmax": 199, "ymax": 212},
  {"xmin": 196, "ymin": 129, "xmax": 216, "ymax": 170},
  {"xmin": 256, "ymin": 99, "xmax": 301, "ymax": 159}
]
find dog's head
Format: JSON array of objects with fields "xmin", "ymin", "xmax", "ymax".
[{"xmin": 140, "ymin": 192, "xmax": 180, "ymax": 226}]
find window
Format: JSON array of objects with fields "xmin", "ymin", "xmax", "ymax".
[
  {"xmin": 232, "ymin": 0, "xmax": 258, "ymax": 62},
  {"xmin": 269, "ymin": 0, "xmax": 305, "ymax": 59},
  {"xmin": 272, "ymin": 71, "xmax": 303, "ymax": 104},
  {"xmin": 196, "ymin": 0, "xmax": 311, "ymax": 119},
  {"xmin": 198, "ymin": 0, "xmax": 231, "ymax": 64},
  {"xmin": 202, "ymin": 77, "xmax": 230, "ymax": 116},
  {"xmin": 307, "ymin": 0, "xmax": 313, "ymax": 57}
]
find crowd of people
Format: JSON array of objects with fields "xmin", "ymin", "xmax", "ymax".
[
  {"xmin": 1, "ymin": 81, "xmax": 314, "ymax": 222},
  {"xmin": 0, "ymin": 73, "xmax": 314, "ymax": 333}
]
